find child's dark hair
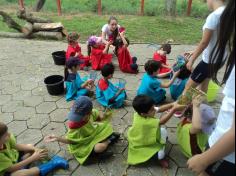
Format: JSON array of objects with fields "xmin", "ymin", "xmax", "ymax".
[
  {"xmin": 178, "ymin": 66, "xmax": 192, "ymax": 80},
  {"xmin": 87, "ymin": 44, "xmax": 92, "ymax": 56},
  {"xmin": 64, "ymin": 57, "xmax": 81, "ymax": 80},
  {"xmin": 67, "ymin": 32, "xmax": 80, "ymax": 45},
  {"xmin": 160, "ymin": 44, "xmax": 171, "ymax": 54},
  {"xmin": 114, "ymin": 37, "xmax": 130, "ymax": 56},
  {"xmin": 133, "ymin": 95, "xmax": 155, "ymax": 115},
  {"xmin": 101, "ymin": 63, "xmax": 115, "ymax": 77},
  {"xmin": 145, "ymin": 60, "xmax": 161, "ymax": 75},
  {"xmin": 0, "ymin": 123, "xmax": 8, "ymax": 138},
  {"xmin": 184, "ymin": 105, "xmax": 193, "ymax": 119}
]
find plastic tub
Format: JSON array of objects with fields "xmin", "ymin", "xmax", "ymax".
[
  {"xmin": 44, "ymin": 75, "xmax": 64, "ymax": 96},
  {"xmin": 52, "ymin": 51, "xmax": 66, "ymax": 65},
  {"xmin": 207, "ymin": 81, "xmax": 220, "ymax": 102}
]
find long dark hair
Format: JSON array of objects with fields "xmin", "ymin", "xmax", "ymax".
[
  {"xmin": 87, "ymin": 44, "xmax": 92, "ymax": 56},
  {"xmin": 209, "ymin": 0, "xmax": 235, "ymax": 85},
  {"xmin": 113, "ymin": 37, "xmax": 130, "ymax": 56},
  {"xmin": 108, "ymin": 16, "xmax": 119, "ymax": 41}
]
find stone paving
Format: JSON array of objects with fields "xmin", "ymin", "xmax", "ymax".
[{"xmin": 0, "ymin": 38, "xmax": 224, "ymax": 176}]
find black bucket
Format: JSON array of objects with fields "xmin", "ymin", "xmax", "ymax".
[
  {"xmin": 52, "ymin": 51, "xmax": 66, "ymax": 65},
  {"xmin": 44, "ymin": 75, "xmax": 65, "ymax": 96}
]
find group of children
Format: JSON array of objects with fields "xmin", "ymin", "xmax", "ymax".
[{"xmin": 0, "ymin": 0, "xmax": 228, "ymax": 175}]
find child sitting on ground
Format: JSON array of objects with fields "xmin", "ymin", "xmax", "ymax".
[
  {"xmin": 177, "ymin": 95, "xmax": 216, "ymax": 158},
  {"xmin": 114, "ymin": 31, "xmax": 139, "ymax": 74},
  {"xmin": 45, "ymin": 96, "xmax": 120, "ymax": 165},
  {"xmin": 87, "ymin": 36, "xmax": 113, "ymax": 70},
  {"xmin": 96, "ymin": 63, "xmax": 127, "ymax": 108},
  {"xmin": 0, "ymin": 122, "xmax": 68, "ymax": 176},
  {"xmin": 153, "ymin": 44, "xmax": 172, "ymax": 78},
  {"xmin": 170, "ymin": 66, "xmax": 192, "ymax": 101},
  {"xmin": 137, "ymin": 60, "xmax": 179, "ymax": 104},
  {"xmin": 128, "ymin": 95, "xmax": 186, "ymax": 168},
  {"xmin": 66, "ymin": 32, "xmax": 90, "ymax": 71},
  {"xmin": 65, "ymin": 57, "xmax": 94, "ymax": 101}
]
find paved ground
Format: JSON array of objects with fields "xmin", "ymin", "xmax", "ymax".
[{"xmin": 0, "ymin": 38, "xmax": 224, "ymax": 176}]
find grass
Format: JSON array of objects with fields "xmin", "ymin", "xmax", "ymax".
[
  {"xmin": 0, "ymin": 12, "xmax": 204, "ymax": 44},
  {"xmin": 0, "ymin": 0, "xmax": 209, "ymax": 18}
]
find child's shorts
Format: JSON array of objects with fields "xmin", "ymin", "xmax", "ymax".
[{"xmin": 191, "ymin": 61, "xmax": 211, "ymax": 83}]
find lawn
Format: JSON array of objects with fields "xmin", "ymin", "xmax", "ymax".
[
  {"xmin": 0, "ymin": 13, "xmax": 204, "ymax": 44},
  {"xmin": 0, "ymin": 0, "xmax": 207, "ymax": 44}
]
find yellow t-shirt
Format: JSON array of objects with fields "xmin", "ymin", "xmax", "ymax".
[{"xmin": 0, "ymin": 134, "xmax": 19, "ymax": 176}]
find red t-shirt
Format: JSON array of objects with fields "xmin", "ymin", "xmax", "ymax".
[
  {"xmin": 153, "ymin": 52, "xmax": 167, "ymax": 65},
  {"xmin": 98, "ymin": 78, "xmax": 109, "ymax": 91},
  {"xmin": 66, "ymin": 43, "xmax": 82, "ymax": 60}
]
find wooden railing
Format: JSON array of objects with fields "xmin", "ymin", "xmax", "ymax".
[{"xmin": 18, "ymin": 0, "xmax": 193, "ymax": 16}]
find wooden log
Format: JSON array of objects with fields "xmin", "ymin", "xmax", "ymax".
[
  {"xmin": 32, "ymin": 31, "xmax": 63, "ymax": 40},
  {"xmin": 32, "ymin": 22, "xmax": 63, "ymax": 32},
  {"xmin": 17, "ymin": 9, "xmax": 52, "ymax": 23},
  {"xmin": 0, "ymin": 10, "xmax": 31, "ymax": 36}
]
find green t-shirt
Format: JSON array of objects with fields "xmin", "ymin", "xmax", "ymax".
[
  {"xmin": 128, "ymin": 113, "xmax": 165, "ymax": 165},
  {"xmin": 0, "ymin": 134, "xmax": 19, "ymax": 176}
]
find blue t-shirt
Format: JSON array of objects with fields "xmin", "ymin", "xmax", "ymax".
[{"xmin": 137, "ymin": 73, "xmax": 166, "ymax": 104}]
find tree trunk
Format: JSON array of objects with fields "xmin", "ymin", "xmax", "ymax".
[
  {"xmin": 35, "ymin": 0, "xmax": 47, "ymax": 12},
  {"xmin": 165, "ymin": 0, "xmax": 177, "ymax": 16},
  {"xmin": 17, "ymin": 9, "xmax": 52, "ymax": 24},
  {"xmin": 0, "ymin": 11, "xmax": 31, "ymax": 36}
]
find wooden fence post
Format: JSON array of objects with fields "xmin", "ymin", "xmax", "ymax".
[
  {"xmin": 56, "ymin": 0, "xmax": 62, "ymax": 16},
  {"xmin": 19, "ymin": 0, "xmax": 25, "ymax": 9},
  {"xmin": 98, "ymin": 0, "xmax": 102, "ymax": 15},
  {"xmin": 141, "ymin": 0, "xmax": 145, "ymax": 15},
  {"xmin": 187, "ymin": 0, "xmax": 193, "ymax": 16}
]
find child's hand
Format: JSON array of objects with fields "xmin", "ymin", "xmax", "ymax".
[
  {"xmin": 44, "ymin": 135, "xmax": 58, "ymax": 143},
  {"xmin": 32, "ymin": 149, "xmax": 48, "ymax": 161},
  {"xmin": 193, "ymin": 95, "xmax": 205, "ymax": 107}
]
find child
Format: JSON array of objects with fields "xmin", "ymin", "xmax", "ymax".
[
  {"xmin": 128, "ymin": 95, "xmax": 186, "ymax": 167},
  {"xmin": 177, "ymin": 95, "xmax": 216, "ymax": 158},
  {"xmin": 114, "ymin": 32, "xmax": 139, "ymax": 74},
  {"xmin": 170, "ymin": 66, "xmax": 192, "ymax": 101},
  {"xmin": 0, "ymin": 122, "xmax": 69, "ymax": 176},
  {"xmin": 45, "ymin": 96, "xmax": 120, "ymax": 165},
  {"xmin": 153, "ymin": 44, "xmax": 172, "ymax": 78},
  {"xmin": 87, "ymin": 36, "xmax": 113, "ymax": 70},
  {"xmin": 96, "ymin": 63, "xmax": 127, "ymax": 108},
  {"xmin": 65, "ymin": 57, "xmax": 94, "ymax": 101},
  {"xmin": 137, "ymin": 60, "xmax": 179, "ymax": 104},
  {"xmin": 66, "ymin": 32, "xmax": 90, "ymax": 70},
  {"xmin": 184, "ymin": 0, "xmax": 226, "ymax": 93}
]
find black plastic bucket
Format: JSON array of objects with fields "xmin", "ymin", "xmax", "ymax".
[
  {"xmin": 44, "ymin": 75, "xmax": 64, "ymax": 96},
  {"xmin": 52, "ymin": 51, "xmax": 66, "ymax": 65}
]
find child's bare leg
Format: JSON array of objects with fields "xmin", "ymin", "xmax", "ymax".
[
  {"xmin": 198, "ymin": 78, "xmax": 210, "ymax": 93},
  {"xmin": 11, "ymin": 167, "xmax": 40, "ymax": 176},
  {"xmin": 94, "ymin": 140, "xmax": 110, "ymax": 153},
  {"xmin": 183, "ymin": 78, "xmax": 199, "ymax": 95}
]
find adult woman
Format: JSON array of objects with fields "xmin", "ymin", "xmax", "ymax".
[
  {"xmin": 187, "ymin": 0, "xmax": 235, "ymax": 175},
  {"xmin": 101, "ymin": 16, "xmax": 121, "ymax": 45}
]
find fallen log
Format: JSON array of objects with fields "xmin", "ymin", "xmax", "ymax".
[
  {"xmin": 33, "ymin": 22, "xmax": 63, "ymax": 32},
  {"xmin": 17, "ymin": 9, "xmax": 52, "ymax": 24}
]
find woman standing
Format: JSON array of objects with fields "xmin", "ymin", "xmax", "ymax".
[{"xmin": 187, "ymin": 0, "xmax": 235, "ymax": 175}]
